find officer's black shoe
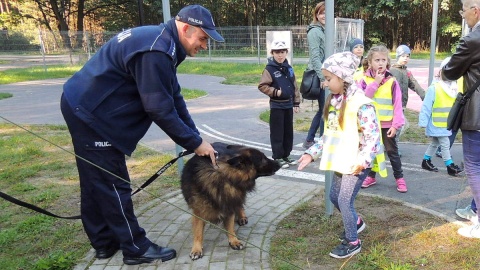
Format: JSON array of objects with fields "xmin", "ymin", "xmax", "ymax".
[
  {"xmin": 421, "ymin": 159, "xmax": 438, "ymax": 172},
  {"xmin": 123, "ymin": 243, "xmax": 176, "ymax": 265},
  {"xmin": 447, "ymin": 163, "xmax": 463, "ymax": 176},
  {"xmin": 95, "ymin": 245, "xmax": 119, "ymax": 259}
]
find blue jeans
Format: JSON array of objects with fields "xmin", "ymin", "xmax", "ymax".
[
  {"xmin": 330, "ymin": 169, "xmax": 370, "ymax": 242},
  {"xmin": 462, "ymin": 130, "xmax": 480, "ymax": 223},
  {"xmin": 306, "ymin": 93, "xmax": 325, "ymax": 141}
]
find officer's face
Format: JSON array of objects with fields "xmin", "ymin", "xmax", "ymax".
[{"xmin": 181, "ymin": 24, "xmax": 209, "ymax": 57}]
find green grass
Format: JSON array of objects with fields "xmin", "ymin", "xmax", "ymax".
[
  {"xmin": 0, "ymin": 65, "xmax": 83, "ymax": 85},
  {"xmin": 0, "ymin": 123, "xmax": 185, "ymax": 269},
  {"xmin": 270, "ymin": 193, "xmax": 480, "ymax": 270},
  {"xmin": 177, "ymin": 60, "xmax": 307, "ymax": 85},
  {"xmin": 0, "ymin": 92, "xmax": 13, "ymax": 99}
]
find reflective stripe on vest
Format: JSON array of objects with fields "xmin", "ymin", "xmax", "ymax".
[
  {"xmin": 432, "ymin": 82, "xmax": 456, "ymax": 128},
  {"xmin": 319, "ymin": 93, "xmax": 387, "ymax": 177},
  {"xmin": 363, "ymin": 76, "xmax": 394, "ymax": 121}
]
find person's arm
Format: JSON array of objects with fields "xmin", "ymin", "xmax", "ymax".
[
  {"xmin": 357, "ymin": 104, "xmax": 381, "ymax": 169},
  {"xmin": 127, "ymin": 51, "xmax": 202, "ymax": 151},
  {"xmin": 293, "ymin": 72, "xmax": 301, "ymax": 107},
  {"xmin": 407, "ymin": 69, "xmax": 426, "ymax": 100},
  {"xmin": 391, "ymin": 80, "xmax": 405, "ymax": 130},
  {"xmin": 418, "ymin": 84, "xmax": 435, "ymax": 128},
  {"xmin": 442, "ymin": 36, "xmax": 473, "ymax": 81},
  {"xmin": 307, "ymin": 27, "xmax": 325, "ymax": 80},
  {"xmin": 362, "ymin": 72, "xmax": 380, "ymax": 99},
  {"xmin": 258, "ymin": 69, "xmax": 281, "ymax": 98}
]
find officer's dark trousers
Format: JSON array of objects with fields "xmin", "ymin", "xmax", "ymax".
[{"xmin": 60, "ymin": 94, "xmax": 151, "ymax": 256}]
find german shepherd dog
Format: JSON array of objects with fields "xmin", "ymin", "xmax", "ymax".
[{"xmin": 181, "ymin": 142, "xmax": 281, "ymax": 260}]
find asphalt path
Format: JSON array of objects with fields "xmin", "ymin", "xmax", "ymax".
[{"xmin": 0, "ymin": 59, "xmax": 472, "ymax": 223}]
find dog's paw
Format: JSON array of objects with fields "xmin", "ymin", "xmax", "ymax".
[
  {"xmin": 237, "ymin": 217, "xmax": 248, "ymax": 226},
  {"xmin": 189, "ymin": 249, "xmax": 203, "ymax": 260},
  {"xmin": 229, "ymin": 240, "xmax": 245, "ymax": 250}
]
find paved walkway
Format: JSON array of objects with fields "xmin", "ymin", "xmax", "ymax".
[{"xmin": 0, "ymin": 59, "xmax": 472, "ymax": 270}]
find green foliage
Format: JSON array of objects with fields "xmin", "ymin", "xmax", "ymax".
[
  {"xmin": 0, "ymin": 31, "xmax": 38, "ymax": 52},
  {"xmin": 33, "ymin": 251, "xmax": 75, "ymax": 270}
]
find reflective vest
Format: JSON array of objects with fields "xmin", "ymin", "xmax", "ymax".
[
  {"xmin": 432, "ymin": 82, "xmax": 457, "ymax": 127},
  {"xmin": 320, "ymin": 93, "xmax": 387, "ymax": 177},
  {"xmin": 363, "ymin": 76, "xmax": 395, "ymax": 122},
  {"xmin": 353, "ymin": 66, "xmax": 364, "ymax": 83}
]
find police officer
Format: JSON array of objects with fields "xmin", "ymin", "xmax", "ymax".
[{"xmin": 60, "ymin": 5, "xmax": 224, "ymax": 265}]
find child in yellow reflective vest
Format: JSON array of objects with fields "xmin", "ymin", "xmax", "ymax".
[
  {"xmin": 358, "ymin": 44, "xmax": 407, "ymax": 193},
  {"xmin": 297, "ymin": 51, "xmax": 385, "ymax": 259},
  {"xmin": 419, "ymin": 57, "xmax": 463, "ymax": 176}
]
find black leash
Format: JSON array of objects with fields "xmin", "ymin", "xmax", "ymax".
[
  {"xmin": 132, "ymin": 150, "xmax": 192, "ymax": 195},
  {"xmin": 1, "ymin": 150, "xmax": 193, "ymax": 220}
]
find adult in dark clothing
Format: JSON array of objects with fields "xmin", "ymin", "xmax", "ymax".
[
  {"xmin": 442, "ymin": 0, "xmax": 480, "ymax": 239},
  {"xmin": 60, "ymin": 5, "xmax": 224, "ymax": 265}
]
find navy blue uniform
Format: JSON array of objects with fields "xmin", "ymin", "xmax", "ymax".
[{"xmin": 61, "ymin": 19, "xmax": 201, "ymax": 257}]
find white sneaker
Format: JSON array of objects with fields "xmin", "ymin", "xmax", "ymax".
[
  {"xmin": 455, "ymin": 205, "xmax": 477, "ymax": 221},
  {"xmin": 457, "ymin": 224, "xmax": 480, "ymax": 238}
]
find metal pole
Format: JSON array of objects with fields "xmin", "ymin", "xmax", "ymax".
[
  {"xmin": 428, "ymin": 0, "xmax": 439, "ymax": 85},
  {"xmin": 137, "ymin": 0, "xmax": 145, "ymax": 26},
  {"xmin": 162, "ymin": 0, "xmax": 171, "ymax": 23},
  {"xmin": 161, "ymin": 0, "xmax": 184, "ymax": 172},
  {"xmin": 324, "ymin": 0, "xmax": 335, "ymax": 216},
  {"xmin": 257, "ymin": 25, "xmax": 260, "ymax": 65}
]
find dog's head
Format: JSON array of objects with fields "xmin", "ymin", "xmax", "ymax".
[{"xmin": 214, "ymin": 143, "xmax": 281, "ymax": 178}]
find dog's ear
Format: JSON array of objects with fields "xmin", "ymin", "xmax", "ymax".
[{"xmin": 226, "ymin": 155, "xmax": 249, "ymax": 168}]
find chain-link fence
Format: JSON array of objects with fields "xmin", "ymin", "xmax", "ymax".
[{"xmin": 0, "ymin": 18, "xmax": 363, "ymax": 64}]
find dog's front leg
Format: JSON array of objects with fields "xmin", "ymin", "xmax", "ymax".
[
  {"xmin": 225, "ymin": 214, "xmax": 245, "ymax": 250},
  {"xmin": 236, "ymin": 207, "xmax": 248, "ymax": 226},
  {"xmin": 190, "ymin": 216, "xmax": 205, "ymax": 260}
]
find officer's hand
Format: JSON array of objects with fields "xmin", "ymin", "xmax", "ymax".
[{"xmin": 194, "ymin": 140, "xmax": 218, "ymax": 166}]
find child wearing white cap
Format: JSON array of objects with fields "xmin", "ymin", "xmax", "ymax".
[{"xmin": 258, "ymin": 39, "xmax": 301, "ymax": 168}]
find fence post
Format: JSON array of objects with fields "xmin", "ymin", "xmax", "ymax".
[
  {"xmin": 38, "ymin": 29, "xmax": 47, "ymax": 72},
  {"xmin": 256, "ymin": 25, "xmax": 260, "ymax": 65},
  {"xmin": 85, "ymin": 31, "xmax": 91, "ymax": 60}
]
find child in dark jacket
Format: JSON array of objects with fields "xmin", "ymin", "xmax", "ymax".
[{"xmin": 258, "ymin": 39, "xmax": 301, "ymax": 168}]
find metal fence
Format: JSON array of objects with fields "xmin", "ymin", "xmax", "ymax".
[{"xmin": 0, "ymin": 18, "xmax": 363, "ymax": 64}]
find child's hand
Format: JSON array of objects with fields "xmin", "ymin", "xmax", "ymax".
[
  {"xmin": 277, "ymin": 88, "xmax": 282, "ymax": 97},
  {"xmin": 293, "ymin": 107, "xmax": 300, "ymax": 113},
  {"xmin": 297, "ymin": 154, "xmax": 313, "ymax": 170},
  {"xmin": 387, "ymin": 127, "xmax": 397, "ymax": 137},
  {"xmin": 374, "ymin": 69, "xmax": 385, "ymax": 84},
  {"xmin": 352, "ymin": 165, "xmax": 365, "ymax": 175}
]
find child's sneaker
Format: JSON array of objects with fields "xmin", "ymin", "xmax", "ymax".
[
  {"xmin": 421, "ymin": 159, "xmax": 438, "ymax": 172},
  {"xmin": 283, "ymin": 157, "xmax": 298, "ymax": 165},
  {"xmin": 447, "ymin": 163, "xmax": 463, "ymax": 176},
  {"xmin": 458, "ymin": 224, "xmax": 480, "ymax": 238},
  {"xmin": 275, "ymin": 159, "xmax": 289, "ymax": 169},
  {"xmin": 456, "ymin": 205, "xmax": 477, "ymax": 221},
  {"xmin": 396, "ymin": 178, "xmax": 407, "ymax": 193},
  {"xmin": 329, "ymin": 239, "xmax": 361, "ymax": 259},
  {"xmin": 361, "ymin": 176, "xmax": 376, "ymax": 188},
  {"xmin": 339, "ymin": 217, "xmax": 366, "ymax": 241}
]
